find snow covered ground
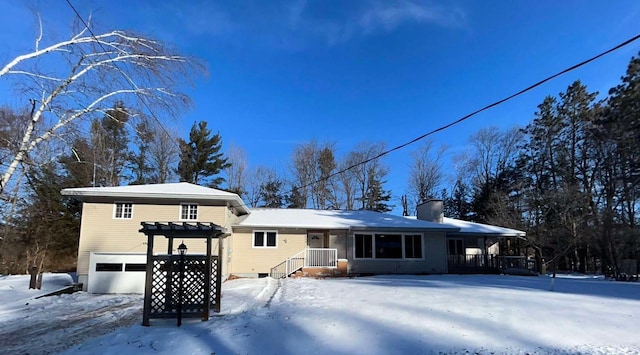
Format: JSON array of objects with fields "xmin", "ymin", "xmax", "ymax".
[{"xmin": 1, "ymin": 273, "xmax": 639, "ymax": 354}]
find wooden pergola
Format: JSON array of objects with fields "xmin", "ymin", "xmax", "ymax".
[{"xmin": 139, "ymin": 222, "xmax": 227, "ymax": 326}]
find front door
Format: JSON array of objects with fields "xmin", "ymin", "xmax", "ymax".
[{"xmin": 307, "ymin": 233, "xmax": 325, "ymax": 248}]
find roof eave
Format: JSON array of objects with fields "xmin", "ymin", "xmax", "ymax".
[{"xmin": 61, "ymin": 189, "xmax": 250, "ymax": 215}]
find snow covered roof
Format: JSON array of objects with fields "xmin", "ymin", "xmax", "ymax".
[
  {"xmin": 61, "ymin": 182, "xmax": 249, "ymax": 214},
  {"xmin": 442, "ymin": 217, "xmax": 526, "ymax": 237},
  {"xmin": 235, "ymin": 208, "xmax": 460, "ymax": 231}
]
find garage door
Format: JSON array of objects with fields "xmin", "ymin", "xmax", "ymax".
[{"xmin": 88, "ymin": 253, "xmax": 147, "ymax": 294}]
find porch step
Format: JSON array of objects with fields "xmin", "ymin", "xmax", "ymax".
[{"xmin": 300, "ymin": 260, "xmax": 348, "ymax": 278}]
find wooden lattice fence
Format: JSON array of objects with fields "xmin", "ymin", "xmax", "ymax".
[{"xmin": 149, "ymin": 255, "xmax": 218, "ymax": 319}]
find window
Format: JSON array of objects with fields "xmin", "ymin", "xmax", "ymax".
[
  {"xmin": 354, "ymin": 233, "xmax": 423, "ymax": 260},
  {"xmin": 180, "ymin": 203, "xmax": 198, "ymax": 220},
  {"xmin": 96, "ymin": 263, "xmax": 123, "ymax": 272},
  {"xmin": 253, "ymin": 231, "xmax": 277, "ymax": 247},
  {"xmin": 375, "ymin": 234, "xmax": 402, "ymax": 259},
  {"xmin": 355, "ymin": 234, "xmax": 373, "ymax": 258},
  {"xmin": 448, "ymin": 239, "xmax": 464, "ymax": 255},
  {"xmin": 114, "ymin": 202, "xmax": 133, "ymax": 219},
  {"xmin": 124, "ymin": 263, "xmax": 147, "ymax": 272},
  {"xmin": 405, "ymin": 235, "xmax": 423, "ymax": 259}
]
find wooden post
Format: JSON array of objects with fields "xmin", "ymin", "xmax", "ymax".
[
  {"xmin": 177, "ymin": 253, "xmax": 184, "ymax": 327},
  {"xmin": 142, "ymin": 233, "xmax": 155, "ymax": 327},
  {"xmin": 483, "ymin": 236, "xmax": 489, "ymax": 273},
  {"xmin": 203, "ymin": 235, "xmax": 212, "ymax": 320},
  {"xmin": 215, "ymin": 236, "xmax": 223, "ymax": 313},
  {"xmin": 29, "ymin": 266, "xmax": 37, "ymax": 289},
  {"xmin": 165, "ymin": 237, "xmax": 174, "ymax": 312}
]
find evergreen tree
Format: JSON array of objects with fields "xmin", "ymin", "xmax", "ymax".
[
  {"xmin": 286, "ymin": 184, "xmax": 306, "ymax": 209},
  {"xmin": 259, "ymin": 177, "xmax": 285, "ymax": 208},
  {"xmin": 444, "ymin": 179, "xmax": 472, "ymax": 219},
  {"xmin": 177, "ymin": 121, "xmax": 230, "ymax": 187},
  {"xmin": 16, "ymin": 162, "xmax": 81, "ymax": 273},
  {"xmin": 364, "ymin": 171, "xmax": 392, "ymax": 212},
  {"xmin": 129, "ymin": 118, "xmax": 154, "ymax": 185}
]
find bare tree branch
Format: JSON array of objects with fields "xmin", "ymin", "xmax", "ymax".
[{"xmin": 0, "ymin": 16, "xmax": 204, "ymax": 194}]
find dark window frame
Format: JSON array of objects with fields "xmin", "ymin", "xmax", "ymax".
[{"xmin": 353, "ymin": 233, "xmax": 424, "ymax": 260}]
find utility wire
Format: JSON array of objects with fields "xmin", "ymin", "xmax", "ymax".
[
  {"xmin": 65, "ymin": 0, "xmax": 180, "ymax": 150},
  {"xmin": 292, "ymin": 32, "xmax": 640, "ymax": 194}
]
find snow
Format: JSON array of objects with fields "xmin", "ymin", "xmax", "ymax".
[
  {"xmin": 1, "ymin": 274, "xmax": 639, "ymax": 354},
  {"xmin": 237, "ymin": 208, "xmax": 459, "ymax": 231},
  {"xmin": 442, "ymin": 217, "xmax": 526, "ymax": 236},
  {"xmin": 61, "ymin": 182, "xmax": 249, "ymax": 214}
]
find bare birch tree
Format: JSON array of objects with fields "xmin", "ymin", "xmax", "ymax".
[
  {"xmin": 0, "ymin": 14, "xmax": 202, "ymax": 196},
  {"xmin": 147, "ymin": 120, "xmax": 180, "ymax": 184},
  {"xmin": 407, "ymin": 140, "xmax": 447, "ymax": 209},
  {"xmin": 224, "ymin": 144, "xmax": 248, "ymax": 196}
]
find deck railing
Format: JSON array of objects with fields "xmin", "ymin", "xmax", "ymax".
[
  {"xmin": 447, "ymin": 254, "xmax": 536, "ymax": 273},
  {"xmin": 305, "ymin": 248, "xmax": 338, "ymax": 268}
]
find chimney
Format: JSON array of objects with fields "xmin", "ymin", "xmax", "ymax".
[{"xmin": 416, "ymin": 199, "xmax": 443, "ymax": 223}]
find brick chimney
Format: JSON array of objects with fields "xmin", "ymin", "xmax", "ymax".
[{"xmin": 416, "ymin": 199, "xmax": 443, "ymax": 223}]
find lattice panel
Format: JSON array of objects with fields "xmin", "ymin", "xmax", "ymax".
[{"xmin": 149, "ymin": 255, "xmax": 218, "ymax": 317}]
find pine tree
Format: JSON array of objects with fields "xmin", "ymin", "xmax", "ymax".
[
  {"xmin": 364, "ymin": 171, "xmax": 392, "ymax": 212},
  {"xmin": 177, "ymin": 121, "xmax": 231, "ymax": 187},
  {"xmin": 259, "ymin": 178, "xmax": 284, "ymax": 208},
  {"xmin": 129, "ymin": 118, "xmax": 154, "ymax": 185}
]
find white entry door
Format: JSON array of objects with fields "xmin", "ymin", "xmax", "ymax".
[{"xmin": 307, "ymin": 233, "xmax": 324, "ymax": 248}]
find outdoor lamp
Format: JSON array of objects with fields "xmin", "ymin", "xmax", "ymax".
[{"xmin": 178, "ymin": 241, "xmax": 188, "ymax": 256}]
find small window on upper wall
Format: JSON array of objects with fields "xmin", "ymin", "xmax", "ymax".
[
  {"xmin": 114, "ymin": 202, "xmax": 133, "ymax": 219},
  {"xmin": 180, "ymin": 203, "xmax": 198, "ymax": 220},
  {"xmin": 253, "ymin": 231, "xmax": 277, "ymax": 248}
]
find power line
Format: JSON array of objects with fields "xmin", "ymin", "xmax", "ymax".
[
  {"xmin": 65, "ymin": 0, "xmax": 181, "ymax": 150},
  {"xmin": 292, "ymin": 32, "xmax": 640, "ymax": 194}
]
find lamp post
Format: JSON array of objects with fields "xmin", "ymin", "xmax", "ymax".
[{"xmin": 177, "ymin": 241, "xmax": 187, "ymax": 327}]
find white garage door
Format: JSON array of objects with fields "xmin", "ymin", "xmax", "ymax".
[{"xmin": 88, "ymin": 253, "xmax": 147, "ymax": 294}]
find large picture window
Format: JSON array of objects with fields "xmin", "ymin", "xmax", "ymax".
[
  {"xmin": 253, "ymin": 231, "xmax": 277, "ymax": 248},
  {"xmin": 180, "ymin": 203, "xmax": 198, "ymax": 221},
  {"xmin": 375, "ymin": 234, "xmax": 402, "ymax": 259},
  {"xmin": 113, "ymin": 202, "xmax": 133, "ymax": 219},
  {"xmin": 353, "ymin": 233, "xmax": 423, "ymax": 259}
]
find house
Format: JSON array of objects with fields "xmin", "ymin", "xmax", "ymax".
[{"xmin": 61, "ymin": 182, "xmax": 528, "ymax": 294}]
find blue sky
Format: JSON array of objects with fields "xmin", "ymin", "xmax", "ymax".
[{"xmin": 2, "ymin": 1, "xmax": 640, "ymax": 214}]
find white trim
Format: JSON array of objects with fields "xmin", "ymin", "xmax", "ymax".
[
  {"xmin": 113, "ymin": 201, "xmax": 133, "ymax": 219},
  {"xmin": 353, "ymin": 232, "xmax": 425, "ymax": 260},
  {"xmin": 252, "ymin": 230, "xmax": 278, "ymax": 248},
  {"xmin": 61, "ymin": 182, "xmax": 250, "ymax": 215},
  {"xmin": 179, "ymin": 203, "xmax": 198, "ymax": 221}
]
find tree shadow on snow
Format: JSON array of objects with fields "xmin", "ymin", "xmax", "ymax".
[{"xmin": 348, "ymin": 274, "xmax": 640, "ymax": 301}]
